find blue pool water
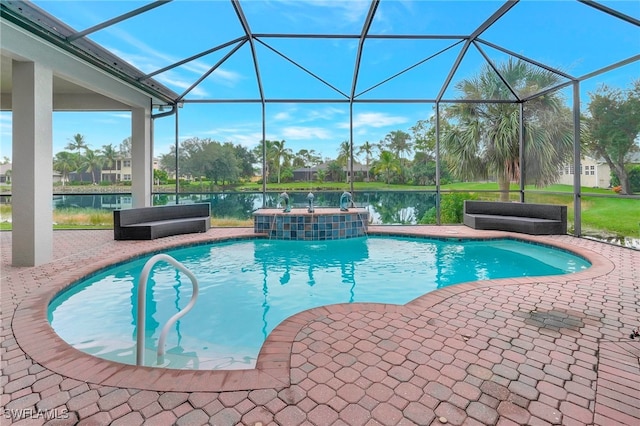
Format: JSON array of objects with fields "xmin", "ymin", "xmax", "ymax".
[{"xmin": 48, "ymin": 236, "xmax": 590, "ymax": 370}]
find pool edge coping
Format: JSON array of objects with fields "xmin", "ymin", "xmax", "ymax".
[{"xmin": 12, "ymin": 229, "xmax": 615, "ymax": 393}]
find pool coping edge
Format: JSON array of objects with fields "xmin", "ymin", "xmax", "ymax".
[{"xmin": 12, "ymin": 229, "xmax": 615, "ymax": 393}]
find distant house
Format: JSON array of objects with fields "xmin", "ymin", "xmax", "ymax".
[
  {"xmin": 627, "ymin": 151, "xmax": 640, "ymax": 165},
  {"xmin": 0, "ymin": 157, "xmax": 161, "ymax": 185},
  {"xmin": 292, "ymin": 166, "xmax": 318, "ymax": 182},
  {"xmin": 345, "ymin": 163, "xmax": 371, "ymax": 182},
  {"xmin": 0, "ymin": 163, "xmax": 11, "ymax": 183},
  {"xmin": 557, "ymin": 152, "xmax": 640, "ymax": 188},
  {"xmin": 100, "ymin": 157, "xmax": 133, "ymax": 183},
  {"xmin": 557, "ymin": 156, "xmax": 611, "ymax": 188},
  {"xmin": 67, "ymin": 156, "xmax": 160, "ymax": 183},
  {"xmin": 292, "ymin": 162, "xmax": 370, "ymax": 182},
  {"xmin": 0, "ymin": 163, "xmax": 62, "ymax": 184}
]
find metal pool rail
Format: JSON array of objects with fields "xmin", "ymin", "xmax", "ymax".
[{"xmin": 136, "ymin": 254, "xmax": 199, "ymax": 366}]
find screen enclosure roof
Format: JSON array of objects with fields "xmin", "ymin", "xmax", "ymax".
[{"xmin": 1, "ymin": 0, "xmax": 639, "ymax": 107}]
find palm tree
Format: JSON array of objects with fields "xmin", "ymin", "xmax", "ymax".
[
  {"xmin": 441, "ymin": 58, "xmax": 573, "ymax": 201},
  {"xmin": 65, "ymin": 133, "xmax": 88, "ymax": 153},
  {"xmin": 382, "ymin": 130, "xmax": 412, "ymax": 183},
  {"xmin": 294, "ymin": 149, "xmax": 321, "ymax": 182},
  {"xmin": 327, "ymin": 161, "xmax": 343, "ymax": 182},
  {"xmin": 336, "ymin": 140, "xmax": 352, "ymax": 182},
  {"xmin": 357, "ymin": 141, "xmax": 375, "ymax": 181},
  {"xmin": 410, "ymin": 118, "xmax": 438, "ymax": 159},
  {"xmin": 101, "ymin": 143, "xmax": 118, "ymax": 182},
  {"xmin": 372, "ymin": 150, "xmax": 401, "ymax": 184},
  {"xmin": 336, "ymin": 140, "xmax": 351, "ymax": 165},
  {"xmin": 77, "ymin": 148, "xmax": 103, "ymax": 184},
  {"xmin": 385, "ymin": 130, "xmax": 412, "ymax": 164},
  {"xmin": 293, "ymin": 149, "xmax": 309, "ymax": 168},
  {"xmin": 269, "ymin": 140, "xmax": 292, "ymax": 184},
  {"xmin": 315, "ymin": 169, "xmax": 327, "ymax": 184},
  {"xmin": 53, "ymin": 151, "xmax": 78, "ymax": 185},
  {"xmin": 119, "ymin": 137, "xmax": 132, "ymax": 157}
]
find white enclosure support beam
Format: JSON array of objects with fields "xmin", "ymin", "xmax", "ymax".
[
  {"xmin": 131, "ymin": 106, "xmax": 152, "ymax": 208},
  {"xmin": 11, "ymin": 60, "xmax": 53, "ymax": 266}
]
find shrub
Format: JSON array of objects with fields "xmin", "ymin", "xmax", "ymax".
[
  {"xmin": 420, "ymin": 207, "xmax": 436, "ymax": 224},
  {"xmin": 419, "ymin": 192, "xmax": 479, "ymax": 224},
  {"xmin": 610, "ymin": 165, "xmax": 640, "ymax": 193},
  {"xmin": 440, "ymin": 192, "xmax": 479, "ymax": 223},
  {"xmin": 631, "ymin": 166, "xmax": 640, "ymax": 192}
]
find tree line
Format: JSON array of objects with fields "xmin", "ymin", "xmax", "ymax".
[{"xmin": 47, "ymin": 60, "xmax": 639, "ymax": 194}]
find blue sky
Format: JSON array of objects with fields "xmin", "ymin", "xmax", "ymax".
[{"xmin": 1, "ymin": 0, "xmax": 638, "ymax": 162}]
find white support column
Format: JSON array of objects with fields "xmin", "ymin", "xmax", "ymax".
[
  {"xmin": 131, "ymin": 106, "xmax": 152, "ymax": 208},
  {"xmin": 12, "ymin": 61, "xmax": 53, "ymax": 266}
]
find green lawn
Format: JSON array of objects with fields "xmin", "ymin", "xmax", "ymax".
[
  {"xmin": 236, "ymin": 181, "xmax": 618, "ymax": 194},
  {"xmin": 580, "ymin": 197, "xmax": 640, "ymax": 237},
  {"xmin": 236, "ymin": 181, "xmax": 429, "ymax": 191}
]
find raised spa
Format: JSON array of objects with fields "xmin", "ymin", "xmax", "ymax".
[{"xmin": 49, "ymin": 236, "xmax": 590, "ymax": 370}]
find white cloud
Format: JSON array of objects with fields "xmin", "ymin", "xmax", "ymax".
[
  {"xmin": 105, "ymin": 46, "xmax": 209, "ymax": 96},
  {"xmin": 303, "ymin": 107, "xmax": 346, "ymax": 122},
  {"xmin": 276, "ymin": 0, "xmax": 370, "ymax": 29},
  {"xmin": 105, "ymin": 28, "xmax": 243, "ymax": 93},
  {"xmin": 104, "ymin": 28, "xmax": 179, "ymax": 73},
  {"xmin": 110, "ymin": 113, "xmax": 131, "ymax": 120},
  {"xmin": 316, "ymin": 0, "xmax": 370, "ymax": 24},
  {"xmin": 199, "ymin": 124, "xmax": 266, "ymax": 149},
  {"xmin": 156, "ymin": 66, "xmax": 243, "ymax": 93},
  {"xmin": 0, "ymin": 114, "xmax": 11, "ymax": 156},
  {"xmin": 282, "ymin": 126, "xmax": 333, "ymax": 140},
  {"xmin": 152, "ymin": 70, "xmax": 210, "ymax": 98},
  {"xmin": 0, "ymin": 113, "xmax": 11, "ymax": 125},
  {"xmin": 225, "ymin": 132, "xmax": 265, "ymax": 148},
  {"xmin": 273, "ymin": 111, "xmax": 292, "ymax": 120},
  {"xmin": 269, "ymin": 106, "xmax": 347, "ymax": 126},
  {"xmin": 209, "ymin": 68, "xmax": 243, "ymax": 87},
  {"xmin": 338, "ymin": 112, "xmax": 409, "ymax": 129}
]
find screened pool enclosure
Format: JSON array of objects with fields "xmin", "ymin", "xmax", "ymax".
[{"xmin": 1, "ymin": 0, "xmax": 639, "ymax": 264}]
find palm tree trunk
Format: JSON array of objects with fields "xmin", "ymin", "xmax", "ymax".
[
  {"xmin": 366, "ymin": 158, "xmax": 370, "ymax": 182},
  {"xmin": 498, "ymin": 172, "xmax": 511, "ymax": 201}
]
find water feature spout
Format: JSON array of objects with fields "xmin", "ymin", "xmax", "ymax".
[
  {"xmin": 307, "ymin": 192, "xmax": 315, "ymax": 213},
  {"xmin": 340, "ymin": 191, "xmax": 352, "ymax": 211},
  {"xmin": 279, "ymin": 192, "xmax": 291, "ymax": 213}
]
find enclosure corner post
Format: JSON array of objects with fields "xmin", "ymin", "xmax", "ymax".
[{"xmin": 572, "ymin": 81, "xmax": 582, "ymax": 236}]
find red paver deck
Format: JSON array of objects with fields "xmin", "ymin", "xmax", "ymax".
[{"xmin": 1, "ymin": 226, "xmax": 639, "ymax": 425}]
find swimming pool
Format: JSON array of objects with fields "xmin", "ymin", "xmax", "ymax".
[{"xmin": 48, "ymin": 236, "xmax": 590, "ymax": 370}]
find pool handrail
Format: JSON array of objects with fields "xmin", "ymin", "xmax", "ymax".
[{"xmin": 136, "ymin": 253, "xmax": 199, "ymax": 366}]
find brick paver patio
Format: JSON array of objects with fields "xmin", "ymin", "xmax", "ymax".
[{"xmin": 1, "ymin": 226, "xmax": 638, "ymax": 425}]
